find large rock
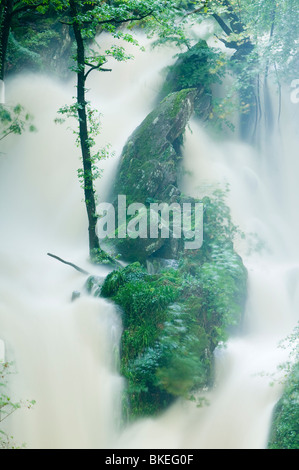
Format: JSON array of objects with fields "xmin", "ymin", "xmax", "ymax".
[
  {"xmin": 113, "ymin": 88, "xmax": 197, "ymax": 203},
  {"xmin": 110, "ymin": 88, "xmax": 199, "ymax": 261}
]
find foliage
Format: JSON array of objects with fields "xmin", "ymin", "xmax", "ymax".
[
  {"xmin": 6, "ymin": 33, "xmax": 42, "ymax": 73},
  {"xmin": 6, "ymin": 10, "xmax": 71, "ymax": 77},
  {"xmin": 55, "ymin": 101, "xmax": 113, "ymax": 189},
  {"xmin": 268, "ymin": 361, "xmax": 299, "ymax": 450},
  {"xmin": 183, "ymin": 0, "xmax": 299, "ymax": 79},
  {"xmin": 157, "ymin": 0, "xmax": 299, "ymax": 139},
  {"xmin": 0, "ymin": 362, "xmax": 36, "ymax": 449},
  {"xmin": 160, "ymin": 39, "xmax": 225, "ymax": 98},
  {"xmin": 278, "ymin": 323, "xmax": 299, "ymax": 379},
  {"xmin": 3, "ymin": 1, "xmax": 298, "ymax": 129},
  {"xmin": 99, "ymin": 191, "xmax": 247, "ymax": 420},
  {"xmin": 0, "ymin": 103, "xmax": 36, "ymax": 142},
  {"xmin": 178, "ymin": 188, "xmax": 241, "ymax": 265},
  {"xmin": 49, "ymin": 0, "xmax": 195, "ymax": 260},
  {"xmin": 0, "ymin": 1, "xmax": 53, "ymax": 79},
  {"xmin": 268, "ymin": 323, "xmax": 299, "ymax": 449}
]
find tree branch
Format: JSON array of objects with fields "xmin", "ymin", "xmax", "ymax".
[
  {"xmin": 96, "ymin": 9, "xmax": 154, "ymax": 26},
  {"xmin": 0, "ymin": 129, "xmax": 15, "ymax": 141},
  {"xmin": 0, "ymin": 407, "xmax": 17, "ymax": 423},
  {"xmin": 59, "ymin": 20, "xmax": 74, "ymax": 26},
  {"xmin": 212, "ymin": 13, "xmax": 232, "ymax": 36},
  {"xmin": 84, "ymin": 61, "xmax": 112, "ymax": 80},
  {"xmin": 181, "ymin": 4, "xmax": 206, "ymax": 21},
  {"xmin": 221, "ymin": 0, "xmax": 244, "ymax": 34},
  {"xmin": 47, "ymin": 253, "xmax": 90, "ymax": 275},
  {"xmin": 215, "ymin": 34, "xmax": 238, "ymax": 49}
]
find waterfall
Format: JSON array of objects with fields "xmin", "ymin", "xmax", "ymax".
[
  {"xmin": 0, "ymin": 33, "xmax": 298, "ymax": 449},
  {"xmin": 0, "ymin": 36, "xmax": 178, "ymax": 449},
  {"xmin": 116, "ymin": 110, "xmax": 299, "ymax": 449},
  {"xmin": 0, "ymin": 74, "xmax": 123, "ymax": 449}
]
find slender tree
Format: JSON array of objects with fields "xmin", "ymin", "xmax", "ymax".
[
  {"xmin": 55, "ymin": 0, "xmax": 184, "ymax": 262},
  {"xmin": 1, "ymin": 0, "xmax": 188, "ymax": 261},
  {"xmin": 68, "ymin": 0, "xmax": 101, "ymax": 259}
]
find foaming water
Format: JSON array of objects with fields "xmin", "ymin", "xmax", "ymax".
[
  {"xmin": 117, "ymin": 91, "xmax": 299, "ymax": 449},
  {"xmin": 0, "ymin": 36, "xmax": 177, "ymax": 449},
  {"xmin": 116, "ymin": 113, "xmax": 299, "ymax": 449},
  {"xmin": 1, "ymin": 31, "xmax": 298, "ymax": 449},
  {"xmin": 118, "ymin": 338, "xmax": 284, "ymax": 449},
  {"xmin": 116, "ymin": 135, "xmax": 297, "ymax": 450}
]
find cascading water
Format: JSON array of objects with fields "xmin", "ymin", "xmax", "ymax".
[
  {"xmin": 116, "ymin": 107, "xmax": 299, "ymax": 449},
  {"xmin": 0, "ymin": 74, "xmax": 123, "ymax": 449},
  {"xmin": 0, "ymin": 37, "xmax": 178, "ymax": 449},
  {"xmin": 0, "ymin": 32, "xmax": 298, "ymax": 449}
]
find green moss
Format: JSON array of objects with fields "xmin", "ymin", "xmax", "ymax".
[
  {"xmin": 98, "ymin": 191, "xmax": 247, "ymax": 421},
  {"xmin": 89, "ymin": 247, "xmax": 119, "ymax": 267},
  {"xmin": 166, "ymin": 88, "xmax": 197, "ymax": 120},
  {"xmin": 102, "ymin": 259, "xmax": 246, "ymax": 420},
  {"xmin": 101, "ymin": 264, "xmax": 182, "ymax": 418},
  {"xmin": 155, "ymin": 304, "xmax": 210, "ymax": 395},
  {"xmin": 101, "ymin": 262, "xmax": 146, "ymax": 297},
  {"xmin": 114, "ymin": 89, "xmax": 196, "ymax": 201},
  {"xmin": 268, "ymin": 361, "xmax": 299, "ymax": 449},
  {"xmin": 93, "ymin": 187, "xmax": 247, "ymax": 422}
]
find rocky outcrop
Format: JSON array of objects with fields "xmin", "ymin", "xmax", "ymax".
[
  {"xmin": 92, "ymin": 41, "xmax": 248, "ymax": 422},
  {"xmin": 107, "ymin": 41, "xmax": 225, "ymax": 262},
  {"xmin": 113, "ymin": 88, "xmax": 197, "ymax": 204},
  {"xmin": 110, "ymin": 88, "xmax": 199, "ymax": 261}
]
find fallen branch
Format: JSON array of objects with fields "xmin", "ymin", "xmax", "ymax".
[{"xmin": 47, "ymin": 253, "xmax": 90, "ymax": 275}]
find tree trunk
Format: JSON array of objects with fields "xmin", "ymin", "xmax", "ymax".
[
  {"xmin": 0, "ymin": 0, "xmax": 13, "ymax": 81},
  {"xmin": 69, "ymin": 0, "xmax": 100, "ymax": 259}
]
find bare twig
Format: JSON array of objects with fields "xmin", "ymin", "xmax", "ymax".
[
  {"xmin": 96, "ymin": 10, "xmax": 154, "ymax": 26},
  {"xmin": 84, "ymin": 61, "xmax": 112, "ymax": 80},
  {"xmin": 47, "ymin": 253, "xmax": 90, "ymax": 275}
]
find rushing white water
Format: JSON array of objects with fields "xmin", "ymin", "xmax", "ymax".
[
  {"xmin": 116, "ymin": 100, "xmax": 299, "ymax": 449},
  {"xmin": 0, "ymin": 36, "xmax": 178, "ymax": 449},
  {"xmin": 0, "ymin": 33, "xmax": 298, "ymax": 449}
]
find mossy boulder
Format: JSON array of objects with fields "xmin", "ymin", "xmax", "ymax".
[
  {"xmin": 113, "ymin": 88, "xmax": 197, "ymax": 203},
  {"xmin": 92, "ymin": 192, "xmax": 247, "ymax": 421},
  {"xmin": 99, "ymin": 263, "xmax": 210, "ymax": 418},
  {"xmin": 96, "ymin": 235, "xmax": 247, "ymax": 420},
  {"xmin": 110, "ymin": 88, "xmax": 199, "ymax": 261},
  {"xmin": 90, "ymin": 49, "xmax": 248, "ymax": 421}
]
